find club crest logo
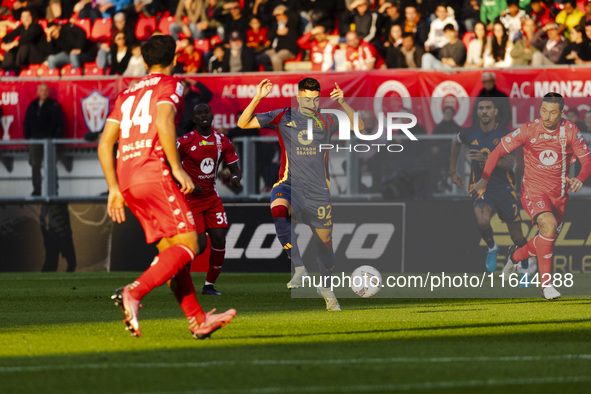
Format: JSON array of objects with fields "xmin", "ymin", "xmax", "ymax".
[
  {"xmin": 81, "ymin": 90, "xmax": 109, "ymax": 132},
  {"xmin": 200, "ymin": 158, "xmax": 215, "ymax": 174},
  {"xmin": 537, "ymin": 201, "xmax": 545, "ymax": 209},
  {"xmin": 539, "ymin": 150, "xmax": 557, "ymax": 165},
  {"xmin": 559, "ymin": 136, "xmax": 567, "ymax": 147}
]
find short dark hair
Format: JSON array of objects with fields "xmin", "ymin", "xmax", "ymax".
[
  {"xmin": 401, "ymin": 32, "xmax": 414, "ymax": 40},
  {"xmin": 565, "ymin": 0, "xmax": 577, "ymax": 6},
  {"xmin": 298, "ymin": 78, "xmax": 321, "ymax": 92},
  {"xmin": 542, "ymin": 92, "xmax": 565, "ymax": 112},
  {"xmin": 443, "ymin": 23, "xmax": 455, "ymax": 32},
  {"xmin": 141, "ymin": 35, "xmax": 176, "ymax": 69},
  {"xmin": 507, "ymin": 0, "xmax": 519, "ymax": 7}
]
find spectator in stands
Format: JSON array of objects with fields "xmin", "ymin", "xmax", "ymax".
[
  {"xmin": 569, "ymin": 24, "xmax": 591, "ymax": 64},
  {"xmin": 403, "ymin": 4, "xmax": 429, "ymax": 47},
  {"xmin": 337, "ymin": 30, "xmax": 382, "ymax": 70},
  {"xmin": 208, "ymin": 44, "xmax": 225, "ymax": 73},
  {"xmin": 465, "ymin": 21, "xmax": 488, "ymax": 67},
  {"xmin": 484, "ymin": 21, "xmax": 513, "ymax": 67},
  {"xmin": 499, "ymin": 0, "xmax": 528, "ymax": 41},
  {"xmin": 379, "ymin": 1, "xmax": 404, "ymax": 40},
  {"xmin": 175, "ymin": 39, "xmax": 204, "ymax": 73},
  {"xmin": 218, "ymin": 1, "xmax": 250, "ymax": 42},
  {"xmin": 531, "ymin": 21, "xmax": 571, "ymax": 65},
  {"xmin": 193, "ymin": 0, "xmax": 225, "ymax": 40},
  {"xmin": 46, "ymin": 0, "xmax": 76, "ymax": 22},
  {"xmin": 12, "ymin": 0, "xmax": 45, "ymax": 19},
  {"xmin": 1, "ymin": 9, "xmax": 45, "ymax": 72},
  {"xmin": 170, "ymin": 0, "xmax": 205, "ymax": 41},
  {"xmin": 385, "ymin": 31, "xmax": 424, "ymax": 68},
  {"xmin": 23, "ymin": 83, "xmax": 64, "ymax": 196},
  {"xmin": 433, "ymin": 105, "xmax": 462, "ymax": 135},
  {"xmin": 477, "ymin": 71, "xmax": 511, "ymax": 127},
  {"xmin": 44, "ymin": 20, "xmax": 96, "ymax": 72},
  {"xmin": 341, "ymin": 0, "xmax": 380, "ymax": 45},
  {"xmin": 222, "ymin": 30, "xmax": 257, "ymax": 72},
  {"xmin": 481, "ymin": 0, "xmax": 507, "ymax": 30},
  {"xmin": 566, "ymin": 108, "xmax": 581, "ymax": 125},
  {"xmin": 177, "ymin": 79, "xmax": 213, "ymax": 136},
  {"xmin": 421, "ymin": 23, "xmax": 466, "ymax": 69},
  {"xmin": 123, "ymin": 44, "xmax": 147, "ymax": 76},
  {"xmin": 555, "ymin": 0, "xmax": 584, "ymax": 41},
  {"xmin": 246, "ymin": 16, "xmax": 270, "ymax": 53},
  {"xmin": 581, "ymin": 0, "xmax": 591, "ymax": 27},
  {"xmin": 424, "ymin": 4, "xmax": 459, "ymax": 53},
  {"xmin": 579, "ymin": 110, "xmax": 591, "ymax": 132},
  {"xmin": 461, "ymin": 0, "xmax": 481, "ymax": 32},
  {"xmin": 134, "ymin": 0, "xmax": 166, "ymax": 17},
  {"xmin": 249, "ymin": 0, "xmax": 274, "ymax": 28},
  {"xmin": 256, "ymin": 5, "xmax": 299, "ymax": 71},
  {"xmin": 96, "ymin": 12, "xmax": 137, "ymax": 72},
  {"xmin": 511, "ymin": 17, "xmax": 539, "ymax": 65},
  {"xmin": 107, "ymin": 32, "xmax": 132, "ymax": 75},
  {"xmin": 383, "ymin": 24, "xmax": 403, "ymax": 49},
  {"xmin": 530, "ymin": 0, "xmax": 553, "ymax": 28},
  {"xmin": 301, "ymin": 0, "xmax": 341, "ymax": 33},
  {"xmin": 297, "ymin": 25, "xmax": 336, "ymax": 71}
]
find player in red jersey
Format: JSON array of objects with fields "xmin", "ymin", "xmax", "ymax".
[
  {"xmin": 98, "ymin": 35, "xmax": 235, "ymax": 339},
  {"xmin": 471, "ymin": 93, "xmax": 591, "ymax": 299},
  {"xmin": 177, "ymin": 103, "xmax": 241, "ymax": 296}
]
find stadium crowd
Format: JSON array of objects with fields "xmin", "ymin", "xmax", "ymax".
[{"xmin": 2, "ymin": 0, "xmax": 591, "ymax": 77}]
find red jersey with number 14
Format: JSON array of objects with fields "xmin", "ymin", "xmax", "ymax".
[
  {"xmin": 500, "ymin": 118, "xmax": 590, "ymax": 197},
  {"xmin": 106, "ymin": 73, "xmax": 185, "ymax": 191},
  {"xmin": 177, "ymin": 130, "xmax": 239, "ymax": 200}
]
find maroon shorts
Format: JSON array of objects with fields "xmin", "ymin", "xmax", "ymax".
[
  {"xmin": 123, "ymin": 179, "xmax": 196, "ymax": 244},
  {"xmin": 187, "ymin": 195, "xmax": 228, "ymax": 234},
  {"xmin": 521, "ymin": 184, "xmax": 567, "ymax": 226}
]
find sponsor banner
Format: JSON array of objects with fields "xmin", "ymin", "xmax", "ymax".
[{"xmin": 5, "ymin": 69, "xmax": 591, "ymax": 140}]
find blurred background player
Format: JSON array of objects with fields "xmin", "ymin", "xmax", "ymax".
[
  {"xmin": 237, "ymin": 78, "xmax": 363, "ymax": 312},
  {"xmin": 471, "ymin": 93, "xmax": 591, "ymax": 299},
  {"xmin": 450, "ymin": 97, "xmax": 534, "ymax": 273},
  {"xmin": 178, "ymin": 103, "xmax": 241, "ymax": 296},
  {"xmin": 98, "ymin": 35, "xmax": 235, "ymax": 339}
]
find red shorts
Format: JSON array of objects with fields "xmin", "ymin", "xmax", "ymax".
[
  {"xmin": 521, "ymin": 183, "xmax": 567, "ymax": 226},
  {"xmin": 187, "ymin": 195, "xmax": 228, "ymax": 234},
  {"xmin": 123, "ymin": 179, "xmax": 196, "ymax": 244}
]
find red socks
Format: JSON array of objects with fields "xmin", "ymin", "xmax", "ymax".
[
  {"xmin": 169, "ymin": 265, "xmax": 205, "ymax": 325},
  {"xmin": 206, "ymin": 247, "xmax": 225, "ymax": 284},
  {"xmin": 511, "ymin": 234, "xmax": 556, "ymax": 286},
  {"xmin": 129, "ymin": 244, "xmax": 195, "ymax": 300}
]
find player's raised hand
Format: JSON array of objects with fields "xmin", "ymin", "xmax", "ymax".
[
  {"xmin": 256, "ymin": 79, "xmax": 273, "ymax": 99},
  {"xmin": 567, "ymin": 177, "xmax": 583, "ymax": 192},
  {"xmin": 173, "ymin": 167, "xmax": 195, "ymax": 195},
  {"xmin": 450, "ymin": 171, "xmax": 464, "ymax": 187},
  {"xmin": 330, "ymin": 82, "xmax": 344, "ymax": 104},
  {"xmin": 107, "ymin": 189, "xmax": 126, "ymax": 223},
  {"xmin": 469, "ymin": 178, "xmax": 488, "ymax": 199}
]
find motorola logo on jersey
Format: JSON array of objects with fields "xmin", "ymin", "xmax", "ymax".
[
  {"xmin": 200, "ymin": 158, "xmax": 215, "ymax": 174},
  {"xmin": 539, "ymin": 150, "xmax": 558, "ymax": 165}
]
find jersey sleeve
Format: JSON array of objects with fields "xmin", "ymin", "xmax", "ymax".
[
  {"xmin": 457, "ymin": 128, "xmax": 470, "ymax": 143},
  {"xmin": 222, "ymin": 136, "xmax": 239, "ymax": 165},
  {"xmin": 500, "ymin": 125, "xmax": 528, "ymax": 153},
  {"xmin": 177, "ymin": 134, "xmax": 188, "ymax": 159},
  {"xmin": 572, "ymin": 130, "xmax": 591, "ymax": 159},
  {"xmin": 157, "ymin": 78, "xmax": 184, "ymax": 113},
  {"xmin": 255, "ymin": 109, "xmax": 286, "ymax": 131}
]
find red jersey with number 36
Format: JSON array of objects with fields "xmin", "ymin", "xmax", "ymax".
[
  {"xmin": 500, "ymin": 118, "xmax": 590, "ymax": 198},
  {"xmin": 177, "ymin": 130, "xmax": 239, "ymax": 200},
  {"xmin": 106, "ymin": 73, "xmax": 185, "ymax": 191}
]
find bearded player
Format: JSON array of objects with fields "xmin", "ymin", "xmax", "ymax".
[
  {"xmin": 177, "ymin": 103, "xmax": 241, "ymax": 296},
  {"xmin": 471, "ymin": 93, "xmax": 591, "ymax": 299},
  {"xmin": 237, "ymin": 78, "xmax": 363, "ymax": 311},
  {"xmin": 98, "ymin": 35, "xmax": 235, "ymax": 338}
]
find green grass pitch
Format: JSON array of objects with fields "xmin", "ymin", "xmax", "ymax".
[{"xmin": 1, "ymin": 272, "xmax": 590, "ymax": 393}]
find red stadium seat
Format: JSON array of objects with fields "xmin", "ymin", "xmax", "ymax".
[
  {"xmin": 157, "ymin": 15, "xmax": 175, "ymax": 35},
  {"xmin": 135, "ymin": 16, "xmax": 157, "ymax": 41},
  {"xmin": 84, "ymin": 62, "xmax": 104, "ymax": 75},
  {"xmin": 61, "ymin": 64, "xmax": 83, "ymax": 76},
  {"xmin": 210, "ymin": 34, "xmax": 222, "ymax": 46},
  {"xmin": 90, "ymin": 18, "xmax": 112, "ymax": 43},
  {"xmin": 284, "ymin": 51, "xmax": 303, "ymax": 64},
  {"xmin": 194, "ymin": 39, "xmax": 210, "ymax": 53},
  {"xmin": 38, "ymin": 64, "xmax": 60, "ymax": 77},
  {"xmin": 462, "ymin": 31, "xmax": 475, "ymax": 50},
  {"xmin": 19, "ymin": 65, "xmax": 40, "ymax": 78},
  {"xmin": 73, "ymin": 18, "xmax": 92, "ymax": 39}
]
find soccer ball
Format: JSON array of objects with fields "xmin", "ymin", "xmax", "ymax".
[{"xmin": 351, "ymin": 265, "xmax": 382, "ymax": 298}]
